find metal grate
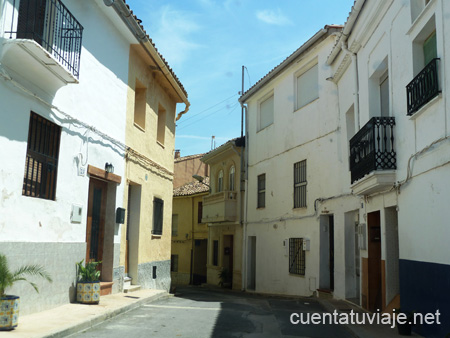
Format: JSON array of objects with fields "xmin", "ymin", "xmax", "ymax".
[
  {"xmin": 22, "ymin": 112, "xmax": 61, "ymax": 200},
  {"xmin": 349, "ymin": 117, "xmax": 396, "ymax": 183},
  {"xmin": 406, "ymin": 58, "xmax": 440, "ymax": 116},
  {"xmin": 257, "ymin": 174, "xmax": 265, "ymax": 208},
  {"xmin": 289, "ymin": 238, "xmax": 305, "ymax": 276},
  {"xmin": 152, "ymin": 198, "xmax": 164, "ymax": 235},
  {"xmin": 213, "ymin": 240, "xmax": 219, "ymax": 266},
  {"xmin": 294, "ymin": 160, "xmax": 307, "ymax": 208},
  {"xmin": 6, "ymin": 0, "xmax": 83, "ymax": 78}
]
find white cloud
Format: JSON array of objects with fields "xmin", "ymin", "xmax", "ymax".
[
  {"xmin": 151, "ymin": 5, "xmax": 203, "ymax": 68},
  {"xmin": 256, "ymin": 8, "xmax": 292, "ymax": 26}
]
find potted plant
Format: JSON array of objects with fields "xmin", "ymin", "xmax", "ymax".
[
  {"xmin": 395, "ymin": 308, "xmax": 414, "ymax": 336},
  {"xmin": 218, "ymin": 268, "xmax": 231, "ymax": 288},
  {"xmin": 76, "ymin": 259, "xmax": 101, "ymax": 304},
  {"xmin": 0, "ymin": 253, "xmax": 52, "ymax": 331}
]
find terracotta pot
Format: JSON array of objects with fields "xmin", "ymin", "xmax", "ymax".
[
  {"xmin": 76, "ymin": 282, "xmax": 100, "ymax": 304},
  {"xmin": 0, "ymin": 295, "xmax": 19, "ymax": 331}
]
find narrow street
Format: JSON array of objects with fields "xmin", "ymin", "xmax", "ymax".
[{"xmin": 69, "ymin": 287, "xmax": 353, "ymax": 338}]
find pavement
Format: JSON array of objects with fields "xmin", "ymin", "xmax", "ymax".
[{"xmin": 0, "ymin": 287, "xmax": 423, "ymax": 338}]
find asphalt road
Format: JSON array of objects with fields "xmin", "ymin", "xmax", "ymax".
[{"xmin": 69, "ymin": 286, "xmax": 354, "ymax": 338}]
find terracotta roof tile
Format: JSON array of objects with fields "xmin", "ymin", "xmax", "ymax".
[{"xmin": 173, "ymin": 177, "xmax": 210, "ymax": 196}]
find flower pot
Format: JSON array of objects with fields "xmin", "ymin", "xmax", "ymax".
[
  {"xmin": 0, "ymin": 296, "xmax": 19, "ymax": 331},
  {"xmin": 76, "ymin": 282, "xmax": 100, "ymax": 304}
]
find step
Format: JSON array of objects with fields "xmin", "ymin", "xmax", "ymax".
[
  {"xmin": 124, "ymin": 276, "xmax": 132, "ymax": 289},
  {"xmin": 100, "ymin": 281, "xmax": 114, "ymax": 296},
  {"xmin": 124, "ymin": 285, "xmax": 141, "ymax": 293},
  {"xmin": 316, "ymin": 288, "xmax": 333, "ymax": 299}
]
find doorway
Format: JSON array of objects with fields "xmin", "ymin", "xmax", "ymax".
[
  {"xmin": 319, "ymin": 215, "xmax": 334, "ymax": 291},
  {"xmin": 247, "ymin": 236, "xmax": 256, "ymax": 290},
  {"xmin": 368, "ymin": 211, "xmax": 382, "ymax": 312},
  {"xmin": 86, "ymin": 178, "xmax": 107, "ymax": 274},
  {"xmin": 223, "ymin": 235, "xmax": 234, "ymax": 287},
  {"xmin": 193, "ymin": 239, "xmax": 207, "ymax": 285},
  {"xmin": 126, "ymin": 183, "xmax": 141, "ymax": 283}
]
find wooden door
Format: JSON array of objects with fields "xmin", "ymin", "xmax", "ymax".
[
  {"xmin": 368, "ymin": 211, "xmax": 382, "ymax": 312},
  {"xmin": 86, "ymin": 179, "xmax": 107, "ymax": 272}
]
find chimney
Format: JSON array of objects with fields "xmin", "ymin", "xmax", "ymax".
[{"xmin": 174, "ymin": 149, "xmax": 181, "ymax": 159}]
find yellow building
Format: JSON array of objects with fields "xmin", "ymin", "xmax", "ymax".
[
  {"xmin": 120, "ymin": 39, "xmax": 189, "ymax": 291},
  {"xmin": 171, "ymin": 178, "xmax": 209, "ymax": 285},
  {"xmin": 201, "ymin": 137, "xmax": 245, "ymax": 290}
]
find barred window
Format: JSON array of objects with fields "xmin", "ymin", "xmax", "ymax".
[
  {"xmin": 171, "ymin": 255, "xmax": 178, "ymax": 272},
  {"xmin": 23, "ymin": 112, "xmax": 61, "ymax": 200},
  {"xmin": 257, "ymin": 174, "xmax": 265, "ymax": 208},
  {"xmin": 152, "ymin": 198, "xmax": 164, "ymax": 235},
  {"xmin": 294, "ymin": 160, "xmax": 307, "ymax": 208},
  {"xmin": 213, "ymin": 240, "xmax": 219, "ymax": 266},
  {"xmin": 289, "ymin": 238, "xmax": 305, "ymax": 276}
]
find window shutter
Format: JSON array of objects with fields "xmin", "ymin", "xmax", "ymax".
[{"xmin": 152, "ymin": 198, "xmax": 164, "ymax": 235}]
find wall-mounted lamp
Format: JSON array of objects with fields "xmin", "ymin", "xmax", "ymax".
[
  {"xmin": 105, "ymin": 163, "xmax": 114, "ymax": 173},
  {"xmin": 192, "ymin": 175, "xmax": 210, "ymax": 187}
]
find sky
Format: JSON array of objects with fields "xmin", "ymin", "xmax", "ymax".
[{"xmin": 125, "ymin": 0, "xmax": 355, "ymax": 156}]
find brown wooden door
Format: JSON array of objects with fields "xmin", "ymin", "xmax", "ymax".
[
  {"xmin": 368, "ymin": 211, "xmax": 382, "ymax": 312},
  {"xmin": 86, "ymin": 179, "xmax": 107, "ymax": 271}
]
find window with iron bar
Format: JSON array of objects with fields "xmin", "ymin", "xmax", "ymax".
[
  {"xmin": 152, "ymin": 197, "xmax": 164, "ymax": 235},
  {"xmin": 289, "ymin": 238, "xmax": 305, "ymax": 276},
  {"xmin": 294, "ymin": 160, "xmax": 307, "ymax": 208},
  {"xmin": 171, "ymin": 255, "xmax": 178, "ymax": 272},
  {"xmin": 257, "ymin": 174, "xmax": 266, "ymax": 208},
  {"xmin": 197, "ymin": 202, "xmax": 203, "ymax": 224},
  {"xmin": 213, "ymin": 240, "xmax": 219, "ymax": 266},
  {"xmin": 22, "ymin": 112, "xmax": 61, "ymax": 200}
]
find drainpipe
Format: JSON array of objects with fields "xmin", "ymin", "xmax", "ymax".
[
  {"xmin": 240, "ymin": 104, "xmax": 248, "ymax": 291},
  {"xmin": 342, "ymin": 41, "xmax": 360, "ymax": 131}
]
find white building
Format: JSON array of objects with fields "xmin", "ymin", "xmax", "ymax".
[
  {"xmin": 327, "ymin": 0, "xmax": 450, "ymax": 336},
  {"xmin": 239, "ymin": 26, "xmax": 361, "ymax": 299},
  {"xmin": 0, "ymin": 0, "xmax": 187, "ymax": 315}
]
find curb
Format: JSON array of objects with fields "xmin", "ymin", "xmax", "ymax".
[{"xmin": 43, "ymin": 292, "xmax": 171, "ymax": 338}]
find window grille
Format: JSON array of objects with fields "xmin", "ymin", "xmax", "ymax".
[
  {"xmin": 294, "ymin": 160, "xmax": 307, "ymax": 208},
  {"xmin": 213, "ymin": 240, "xmax": 219, "ymax": 266},
  {"xmin": 289, "ymin": 238, "xmax": 305, "ymax": 276},
  {"xmin": 257, "ymin": 174, "xmax": 265, "ymax": 208},
  {"xmin": 22, "ymin": 112, "xmax": 61, "ymax": 200},
  {"xmin": 197, "ymin": 202, "xmax": 203, "ymax": 224},
  {"xmin": 152, "ymin": 198, "xmax": 164, "ymax": 235}
]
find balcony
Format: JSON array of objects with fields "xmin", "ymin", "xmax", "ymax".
[
  {"xmin": 202, "ymin": 191, "xmax": 238, "ymax": 223},
  {"xmin": 349, "ymin": 117, "xmax": 396, "ymax": 195},
  {"xmin": 406, "ymin": 58, "xmax": 440, "ymax": 116},
  {"xmin": 2, "ymin": 0, "xmax": 83, "ymax": 87}
]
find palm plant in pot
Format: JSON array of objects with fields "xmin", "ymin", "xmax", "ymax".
[
  {"xmin": 0, "ymin": 253, "xmax": 52, "ymax": 331},
  {"xmin": 76, "ymin": 259, "xmax": 101, "ymax": 304}
]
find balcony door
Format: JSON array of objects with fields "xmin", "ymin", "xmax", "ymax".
[{"xmin": 17, "ymin": 0, "xmax": 47, "ymax": 44}]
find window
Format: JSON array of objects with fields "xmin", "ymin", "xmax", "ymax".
[
  {"xmin": 157, "ymin": 104, "xmax": 166, "ymax": 145},
  {"xmin": 257, "ymin": 174, "xmax": 266, "ymax": 208},
  {"xmin": 152, "ymin": 198, "xmax": 164, "ymax": 235},
  {"xmin": 289, "ymin": 238, "xmax": 305, "ymax": 276},
  {"xmin": 294, "ymin": 160, "xmax": 307, "ymax": 208},
  {"xmin": 172, "ymin": 214, "xmax": 178, "ymax": 236},
  {"xmin": 258, "ymin": 94, "xmax": 274, "ymax": 131},
  {"xmin": 213, "ymin": 240, "xmax": 219, "ymax": 266},
  {"xmin": 197, "ymin": 202, "xmax": 203, "ymax": 224},
  {"xmin": 423, "ymin": 31, "xmax": 437, "ymax": 66},
  {"xmin": 171, "ymin": 255, "xmax": 178, "ymax": 272},
  {"xmin": 134, "ymin": 79, "xmax": 146, "ymax": 129},
  {"xmin": 218, "ymin": 170, "xmax": 224, "ymax": 192},
  {"xmin": 229, "ymin": 166, "xmax": 235, "ymax": 191},
  {"xmin": 296, "ymin": 64, "xmax": 319, "ymax": 109},
  {"xmin": 23, "ymin": 112, "xmax": 61, "ymax": 200}
]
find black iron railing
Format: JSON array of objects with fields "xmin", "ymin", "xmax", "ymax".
[
  {"xmin": 349, "ymin": 117, "xmax": 396, "ymax": 184},
  {"xmin": 406, "ymin": 58, "xmax": 440, "ymax": 116},
  {"xmin": 6, "ymin": 0, "xmax": 83, "ymax": 78}
]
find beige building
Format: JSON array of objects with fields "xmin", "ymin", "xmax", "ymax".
[
  {"xmin": 172, "ymin": 178, "xmax": 209, "ymax": 285},
  {"xmin": 119, "ymin": 31, "xmax": 189, "ymax": 291},
  {"xmin": 201, "ymin": 137, "xmax": 245, "ymax": 289}
]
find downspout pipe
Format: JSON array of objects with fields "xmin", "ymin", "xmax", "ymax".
[
  {"xmin": 104, "ymin": 0, "xmax": 190, "ymax": 120},
  {"xmin": 341, "ymin": 41, "xmax": 360, "ymax": 131},
  {"xmin": 240, "ymin": 103, "xmax": 248, "ymax": 291}
]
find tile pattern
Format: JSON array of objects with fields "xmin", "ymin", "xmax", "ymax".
[
  {"xmin": 77, "ymin": 282, "xmax": 100, "ymax": 304},
  {"xmin": 0, "ymin": 297, "xmax": 19, "ymax": 330}
]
